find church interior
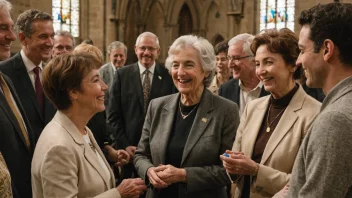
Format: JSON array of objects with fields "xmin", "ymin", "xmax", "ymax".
[{"xmin": 10, "ymin": 0, "xmax": 348, "ymax": 64}]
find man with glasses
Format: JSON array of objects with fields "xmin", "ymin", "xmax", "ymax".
[
  {"xmin": 219, "ymin": 33, "xmax": 268, "ymax": 116},
  {"xmin": 52, "ymin": 30, "xmax": 74, "ymax": 57},
  {"xmin": 108, "ymin": 32, "xmax": 174, "ymax": 180}
]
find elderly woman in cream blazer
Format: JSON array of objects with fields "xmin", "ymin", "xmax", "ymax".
[
  {"xmin": 31, "ymin": 53, "xmax": 146, "ymax": 197},
  {"xmin": 220, "ymin": 28, "xmax": 321, "ymax": 198}
]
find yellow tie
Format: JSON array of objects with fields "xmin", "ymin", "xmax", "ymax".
[{"xmin": 0, "ymin": 74, "xmax": 31, "ymax": 150}]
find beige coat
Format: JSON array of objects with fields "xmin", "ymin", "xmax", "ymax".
[
  {"xmin": 31, "ymin": 111, "xmax": 120, "ymax": 198},
  {"xmin": 231, "ymin": 86, "xmax": 321, "ymax": 198}
]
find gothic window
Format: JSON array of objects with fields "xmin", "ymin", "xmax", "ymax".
[
  {"xmin": 52, "ymin": 0, "xmax": 79, "ymax": 37},
  {"xmin": 260, "ymin": 0, "xmax": 294, "ymax": 31}
]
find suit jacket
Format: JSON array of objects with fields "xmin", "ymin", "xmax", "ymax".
[
  {"xmin": 218, "ymin": 78, "xmax": 269, "ymax": 106},
  {"xmin": 0, "ymin": 73, "xmax": 35, "ymax": 198},
  {"xmin": 0, "ymin": 53, "xmax": 56, "ymax": 141},
  {"xmin": 31, "ymin": 111, "xmax": 120, "ymax": 198},
  {"xmin": 134, "ymin": 89, "xmax": 240, "ymax": 198},
  {"xmin": 108, "ymin": 62, "xmax": 175, "ymax": 149},
  {"xmin": 231, "ymin": 86, "xmax": 321, "ymax": 198},
  {"xmin": 99, "ymin": 63, "xmax": 115, "ymax": 110}
]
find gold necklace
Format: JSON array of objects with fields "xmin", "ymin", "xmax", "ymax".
[
  {"xmin": 266, "ymin": 103, "xmax": 285, "ymax": 133},
  {"xmin": 179, "ymin": 101, "xmax": 199, "ymax": 119}
]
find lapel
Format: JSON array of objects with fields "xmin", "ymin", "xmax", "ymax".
[
  {"xmin": 260, "ymin": 86, "xmax": 305, "ymax": 164},
  {"xmin": 0, "ymin": 89, "xmax": 31, "ymax": 153},
  {"xmin": 156, "ymin": 94, "xmax": 178, "ymax": 165},
  {"xmin": 87, "ymin": 128, "xmax": 115, "ymax": 188},
  {"xmin": 129, "ymin": 63, "xmax": 144, "ymax": 109},
  {"xmin": 149, "ymin": 63, "xmax": 163, "ymax": 99},
  {"xmin": 231, "ymin": 79, "xmax": 240, "ymax": 105},
  {"xmin": 181, "ymin": 89, "xmax": 213, "ymax": 166},
  {"xmin": 13, "ymin": 54, "xmax": 44, "ymax": 122},
  {"xmin": 242, "ymin": 97, "xmax": 269, "ymax": 157},
  {"xmin": 54, "ymin": 111, "xmax": 110, "ymax": 189}
]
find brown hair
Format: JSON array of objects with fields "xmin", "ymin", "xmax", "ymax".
[
  {"xmin": 42, "ymin": 53, "xmax": 100, "ymax": 110},
  {"xmin": 250, "ymin": 28, "xmax": 301, "ymax": 79},
  {"xmin": 73, "ymin": 43, "xmax": 103, "ymax": 66}
]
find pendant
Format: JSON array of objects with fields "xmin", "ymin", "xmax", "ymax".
[
  {"xmin": 181, "ymin": 114, "xmax": 188, "ymax": 119},
  {"xmin": 266, "ymin": 127, "xmax": 271, "ymax": 133}
]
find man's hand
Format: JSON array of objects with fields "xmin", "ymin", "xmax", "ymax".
[
  {"xmin": 116, "ymin": 149, "xmax": 130, "ymax": 166},
  {"xmin": 155, "ymin": 165, "xmax": 187, "ymax": 184},
  {"xmin": 117, "ymin": 178, "xmax": 147, "ymax": 198},
  {"xmin": 147, "ymin": 167, "xmax": 168, "ymax": 189},
  {"xmin": 125, "ymin": 146, "xmax": 137, "ymax": 158}
]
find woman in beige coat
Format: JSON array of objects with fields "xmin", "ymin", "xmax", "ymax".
[
  {"xmin": 220, "ymin": 28, "xmax": 321, "ymax": 198},
  {"xmin": 31, "ymin": 53, "xmax": 146, "ymax": 198}
]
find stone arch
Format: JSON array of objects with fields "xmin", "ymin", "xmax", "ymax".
[
  {"xmin": 178, "ymin": 3, "xmax": 193, "ymax": 36},
  {"xmin": 145, "ymin": 1, "xmax": 167, "ymax": 62},
  {"xmin": 124, "ymin": 0, "xmax": 142, "ymax": 64},
  {"xmin": 206, "ymin": 1, "xmax": 228, "ymax": 43},
  {"xmin": 212, "ymin": 33, "xmax": 225, "ymax": 46},
  {"xmin": 167, "ymin": 0, "xmax": 199, "ymax": 33}
]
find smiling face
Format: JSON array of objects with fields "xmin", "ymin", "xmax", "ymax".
[
  {"xmin": 171, "ymin": 47, "xmax": 208, "ymax": 97},
  {"xmin": 76, "ymin": 69, "xmax": 108, "ymax": 115},
  {"xmin": 109, "ymin": 47, "xmax": 126, "ymax": 68},
  {"xmin": 297, "ymin": 24, "xmax": 327, "ymax": 88},
  {"xmin": 0, "ymin": 9, "xmax": 16, "ymax": 61},
  {"xmin": 134, "ymin": 36, "xmax": 160, "ymax": 68},
  {"xmin": 228, "ymin": 42, "xmax": 256, "ymax": 81},
  {"xmin": 52, "ymin": 35, "xmax": 74, "ymax": 57},
  {"xmin": 20, "ymin": 20, "xmax": 54, "ymax": 65},
  {"xmin": 255, "ymin": 45, "xmax": 296, "ymax": 99},
  {"xmin": 216, "ymin": 52, "xmax": 230, "ymax": 76}
]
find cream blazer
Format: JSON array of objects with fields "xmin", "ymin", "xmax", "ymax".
[
  {"xmin": 231, "ymin": 86, "xmax": 321, "ymax": 198},
  {"xmin": 32, "ymin": 111, "xmax": 120, "ymax": 198}
]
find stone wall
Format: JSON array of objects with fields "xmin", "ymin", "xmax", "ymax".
[{"xmin": 9, "ymin": 0, "xmax": 350, "ymax": 63}]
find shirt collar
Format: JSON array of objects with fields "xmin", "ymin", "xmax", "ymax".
[
  {"xmin": 21, "ymin": 50, "xmax": 43, "ymax": 72},
  {"xmin": 110, "ymin": 62, "xmax": 116, "ymax": 73},
  {"xmin": 138, "ymin": 61, "xmax": 156, "ymax": 75},
  {"xmin": 238, "ymin": 79, "xmax": 263, "ymax": 91}
]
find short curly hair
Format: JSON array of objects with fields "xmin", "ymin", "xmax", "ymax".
[
  {"xmin": 214, "ymin": 40, "xmax": 229, "ymax": 55},
  {"xmin": 299, "ymin": 3, "xmax": 352, "ymax": 66},
  {"xmin": 250, "ymin": 28, "xmax": 301, "ymax": 80},
  {"xmin": 15, "ymin": 9, "xmax": 52, "ymax": 37},
  {"xmin": 42, "ymin": 53, "xmax": 100, "ymax": 110}
]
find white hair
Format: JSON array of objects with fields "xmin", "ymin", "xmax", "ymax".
[
  {"xmin": 0, "ymin": 0, "xmax": 12, "ymax": 13},
  {"xmin": 135, "ymin": 32, "xmax": 160, "ymax": 48},
  {"xmin": 228, "ymin": 33, "xmax": 255, "ymax": 57},
  {"xmin": 108, "ymin": 41, "xmax": 127, "ymax": 54},
  {"xmin": 165, "ymin": 35, "xmax": 215, "ymax": 87}
]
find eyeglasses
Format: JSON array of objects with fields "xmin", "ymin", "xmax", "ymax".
[
  {"xmin": 227, "ymin": 55, "xmax": 253, "ymax": 62},
  {"xmin": 137, "ymin": 46, "xmax": 158, "ymax": 52}
]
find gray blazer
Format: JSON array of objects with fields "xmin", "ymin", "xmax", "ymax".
[
  {"xmin": 99, "ymin": 62, "xmax": 115, "ymax": 109},
  {"xmin": 134, "ymin": 89, "xmax": 240, "ymax": 198}
]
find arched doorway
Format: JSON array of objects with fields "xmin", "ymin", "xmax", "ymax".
[{"xmin": 178, "ymin": 4, "xmax": 193, "ymax": 36}]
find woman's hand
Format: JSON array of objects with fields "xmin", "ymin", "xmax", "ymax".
[
  {"xmin": 116, "ymin": 149, "xmax": 130, "ymax": 166},
  {"xmin": 117, "ymin": 178, "xmax": 147, "ymax": 198},
  {"xmin": 147, "ymin": 167, "xmax": 168, "ymax": 189},
  {"xmin": 220, "ymin": 150, "xmax": 258, "ymax": 175},
  {"xmin": 273, "ymin": 184, "xmax": 289, "ymax": 198},
  {"xmin": 155, "ymin": 165, "xmax": 187, "ymax": 184}
]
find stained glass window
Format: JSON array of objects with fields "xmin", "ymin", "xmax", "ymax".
[
  {"xmin": 52, "ymin": 0, "xmax": 79, "ymax": 37},
  {"xmin": 260, "ymin": 0, "xmax": 294, "ymax": 31}
]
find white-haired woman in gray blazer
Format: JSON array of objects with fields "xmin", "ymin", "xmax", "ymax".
[{"xmin": 134, "ymin": 35, "xmax": 240, "ymax": 198}]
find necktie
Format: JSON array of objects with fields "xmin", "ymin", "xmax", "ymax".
[
  {"xmin": 142, "ymin": 70, "xmax": 151, "ymax": 114},
  {"xmin": 0, "ymin": 74, "xmax": 31, "ymax": 150},
  {"xmin": 33, "ymin": 67, "xmax": 44, "ymax": 115}
]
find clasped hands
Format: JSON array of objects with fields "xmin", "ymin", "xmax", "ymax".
[
  {"xmin": 220, "ymin": 150, "xmax": 258, "ymax": 175},
  {"xmin": 147, "ymin": 165, "xmax": 187, "ymax": 189}
]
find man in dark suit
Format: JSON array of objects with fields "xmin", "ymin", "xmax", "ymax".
[
  {"xmin": 0, "ymin": 3, "xmax": 36, "ymax": 198},
  {"xmin": 0, "ymin": 9, "xmax": 56, "ymax": 141},
  {"xmin": 219, "ymin": 34, "xmax": 269, "ymax": 115},
  {"xmin": 108, "ymin": 32, "xmax": 175, "ymax": 179}
]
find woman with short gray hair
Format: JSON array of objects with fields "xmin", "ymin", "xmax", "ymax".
[{"xmin": 134, "ymin": 35, "xmax": 240, "ymax": 198}]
